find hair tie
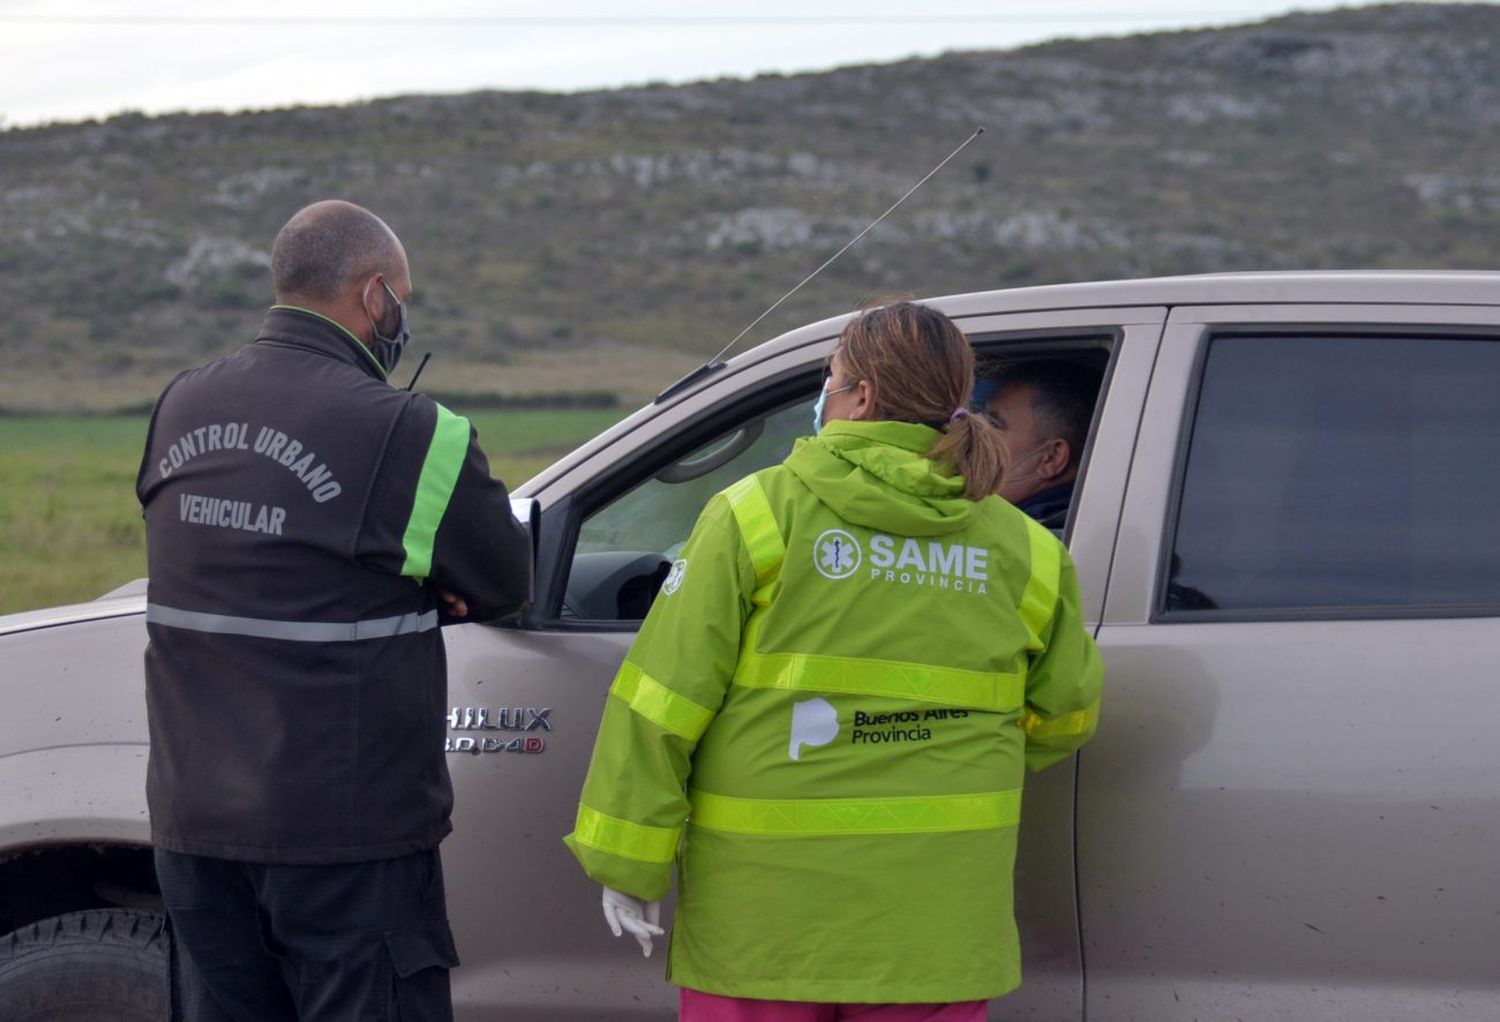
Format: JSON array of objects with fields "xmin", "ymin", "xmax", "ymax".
[{"xmin": 948, "ymin": 407, "xmax": 969, "ymax": 423}]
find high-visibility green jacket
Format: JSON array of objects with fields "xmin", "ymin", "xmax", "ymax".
[{"xmin": 564, "ymin": 419, "xmax": 1102, "ymax": 1003}]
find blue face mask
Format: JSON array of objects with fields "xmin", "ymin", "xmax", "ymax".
[{"xmin": 812, "ymin": 378, "xmax": 855, "ymax": 435}]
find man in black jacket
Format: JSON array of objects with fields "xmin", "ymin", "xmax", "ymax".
[{"xmin": 138, "ymin": 200, "xmax": 531, "ymax": 1021}]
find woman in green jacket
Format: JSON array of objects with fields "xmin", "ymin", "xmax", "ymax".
[{"xmin": 566, "ymin": 302, "xmax": 1103, "ymax": 1022}]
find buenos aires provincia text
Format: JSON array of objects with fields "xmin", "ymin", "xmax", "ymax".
[{"xmin": 851, "ymin": 707, "xmax": 969, "ymax": 745}]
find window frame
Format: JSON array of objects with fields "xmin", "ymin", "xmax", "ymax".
[
  {"xmin": 1154, "ymin": 322, "xmax": 1500, "ymax": 624},
  {"xmin": 524, "ymin": 316, "xmax": 1140, "ymax": 632}
]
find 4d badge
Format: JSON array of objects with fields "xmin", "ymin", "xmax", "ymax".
[
  {"xmin": 447, "ymin": 735, "xmax": 545, "ymax": 755},
  {"xmin": 446, "ymin": 706, "xmax": 552, "ymax": 755}
]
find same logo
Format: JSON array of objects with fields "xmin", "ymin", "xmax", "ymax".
[
  {"xmin": 661, "ymin": 558, "xmax": 688, "ymax": 595},
  {"xmin": 813, "ymin": 529, "xmax": 861, "ymax": 579}
]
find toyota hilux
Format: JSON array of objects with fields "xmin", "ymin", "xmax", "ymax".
[{"xmin": 2, "ymin": 270, "xmax": 1498, "ymax": 1021}]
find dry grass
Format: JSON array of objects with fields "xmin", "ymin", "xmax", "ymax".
[{"xmin": 0, "ymin": 408, "xmax": 626, "ymax": 615}]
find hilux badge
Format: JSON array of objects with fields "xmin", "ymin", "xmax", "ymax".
[{"xmin": 446, "ymin": 705, "xmax": 552, "ymax": 755}]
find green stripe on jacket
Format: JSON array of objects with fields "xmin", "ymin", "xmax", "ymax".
[{"xmin": 400, "ymin": 404, "xmax": 470, "ymax": 580}]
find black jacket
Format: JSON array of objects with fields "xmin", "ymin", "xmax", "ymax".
[
  {"xmin": 1017, "ymin": 480, "xmax": 1074, "ymax": 530},
  {"xmin": 137, "ymin": 307, "xmax": 531, "ymax": 863}
]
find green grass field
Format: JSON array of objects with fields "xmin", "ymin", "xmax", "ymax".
[{"xmin": 0, "ymin": 408, "xmax": 627, "ymax": 615}]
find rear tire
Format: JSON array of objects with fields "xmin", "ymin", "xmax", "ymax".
[{"xmin": 0, "ymin": 909, "xmax": 167, "ymax": 1021}]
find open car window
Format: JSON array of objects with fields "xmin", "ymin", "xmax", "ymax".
[
  {"xmin": 562, "ymin": 394, "xmax": 815, "ymax": 622},
  {"xmin": 556, "ymin": 333, "xmax": 1113, "ymax": 624},
  {"xmin": 972, "ymin": 339, "xmax": 1113, "ymax": 537}
]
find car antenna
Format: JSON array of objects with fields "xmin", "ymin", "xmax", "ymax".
[
  {"xmin": 405, "ymin": 352, "xmax": 432, "ymax": 392},
  {"xmin": 654, "ymin": 126, "xmax": 986, "ymax": 405}
]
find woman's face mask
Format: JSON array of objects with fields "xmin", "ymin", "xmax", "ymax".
[{"xmin": 812, "ymin": 375, "xmax": 855, "ymax": 435}]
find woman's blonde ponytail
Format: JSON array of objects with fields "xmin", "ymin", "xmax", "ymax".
[
  {"xmin": 928, "ymin": 409, "xmax": 1008, "ymax": 501},
  {"xmin": 835, "ymin": 301, "xmax": 1009, "ymax": 501}
]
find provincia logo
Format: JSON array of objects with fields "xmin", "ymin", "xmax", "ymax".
[
  {"xmin": 789, "ymin": 698, "xmax": 970, "ymax": 759},
  {"xmin": 789, "ymin": 697, "xmax": 839, "ymax": 760},
  {"xmin": 813, "ymin": 530, "xmax": 990, "ymax": 594}
]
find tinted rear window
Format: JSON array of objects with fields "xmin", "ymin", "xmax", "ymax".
[{"xmin": 1166, "ymin": 333, "xmax": 1500, "ymax": 615}]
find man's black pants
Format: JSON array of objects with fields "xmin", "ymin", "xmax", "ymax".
[{"xmin": 154, "ymin": 847, "xmax": 458, "ymax": 1022}]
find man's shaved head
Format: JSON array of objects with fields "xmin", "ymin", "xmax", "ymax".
[{"xmin": 271, "ymin": 200, "xmax": 404, "ymax": 303}]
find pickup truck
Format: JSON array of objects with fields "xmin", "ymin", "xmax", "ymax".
[{"xmin": 2, "ymin": 270, "xmax": 1498, "ymax": 1021}]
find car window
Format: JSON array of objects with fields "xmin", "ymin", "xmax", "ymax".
[
  {"xmin": 971, "ymin": 344, "xmax": 1111, "ymax": 535},
  {"xmin": 560, "ymin": 337, "xmax": 1112, "ymax": 623},
  {"xmin": 563, "ymin": 395, "xmax": 814, "ymax": 621},
  {"xmin": 1165, "ymin": 333, "xmax": 1500, "ymax": 616}
]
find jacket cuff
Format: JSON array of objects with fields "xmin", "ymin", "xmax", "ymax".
[{"xmin": 563, "ymin": 833, "xmax": 675, "ymax": 902}]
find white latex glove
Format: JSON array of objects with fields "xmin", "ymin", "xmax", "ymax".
[{"xmin": 601, "ymin": 885, "xmax": 665, "ymax": 958}]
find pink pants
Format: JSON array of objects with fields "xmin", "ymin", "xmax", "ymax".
[{"xmin": 680, "ymin": 988, "xmax": 989, "ymax": 1021}]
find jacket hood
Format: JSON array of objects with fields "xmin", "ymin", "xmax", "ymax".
[{"xmin": 784, "ymin": 420, "xmax": 975, "ymax": 537}]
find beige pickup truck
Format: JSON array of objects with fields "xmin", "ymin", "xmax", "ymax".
[{"xmin": 3, "ymin": 271, "xmax": 1499, "ymax": 1020}]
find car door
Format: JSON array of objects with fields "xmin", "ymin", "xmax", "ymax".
[
  {"xmin": 1081, "ymin": 302, "xmax": 1500, "ymax": 1021},
  {"xmin": 438, "ymin": 300, "xmax": 1162, "ymax": 1021},
  {"xmin": 440, "ymin": 350, "xmax": 834, "ymax": 1021},
  {"xmin": 956, "ymin": 304, "xmax": 1164, "ymax": 1021}
]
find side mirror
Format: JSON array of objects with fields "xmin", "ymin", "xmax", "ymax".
[
  {"xmin": 654, "ymin": 418, "xmax": 766, "ymax": 484},
  {"xmin": 502, "ymin": 497, "xmax": 541, "ymax": 622}
]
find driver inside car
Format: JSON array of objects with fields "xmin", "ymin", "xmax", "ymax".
[{"xmin": 976, "ymin": 360, "xmax": 1102, "ymax": 529}]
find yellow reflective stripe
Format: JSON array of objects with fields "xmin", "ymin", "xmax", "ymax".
[
  {"xmin": 734, "ymin": 651, "xmax": 1023, "ymax": 712},
  {"xmin": 610, "ymin": 661, "xmax": 716, "ymax": 741},
  {"xmin": 723, "ymin": 475, "xmax": 785, "ymax": 590},
  {"xmin": 571, "ymin": 804, "xmax": 681, "ymax": 863},
  {"xmin": 690, "ymin": 789, "xmax": 1021, "ymax": 836},
  {"xmin": 1023, "ymin": 700, "xmax": 1100, "ymax": 740},
  {"xmin": 1018, "ymin": 518, "xmax": 1061, "ymax": 652}
]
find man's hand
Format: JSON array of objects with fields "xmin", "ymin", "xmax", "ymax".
[
  {"xmin": 601, "ymin": 886, "xmax": 664, "ymax": 958},
  {"xmin": 438, "ymin": 587, "xmax": 469, "ymax": 618}
]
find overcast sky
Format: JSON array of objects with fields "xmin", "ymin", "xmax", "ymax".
[{"xmin": 1, "ymin": 0, "xmax": 1424, "ymax": 128}]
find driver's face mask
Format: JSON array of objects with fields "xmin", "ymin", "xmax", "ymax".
[{"xmin": 1000, "ymin": 441, "xmax": 1055, "ymax": 486}]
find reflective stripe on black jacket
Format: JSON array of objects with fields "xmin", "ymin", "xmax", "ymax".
[{"xmin": 137, "ymin": 307, "xmax": 531, "ymax": 864}]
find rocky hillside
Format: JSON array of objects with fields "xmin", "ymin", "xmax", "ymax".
[{"xmin": 2, "ymin": 3, "xmax": 1498, "ymax": 411}]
